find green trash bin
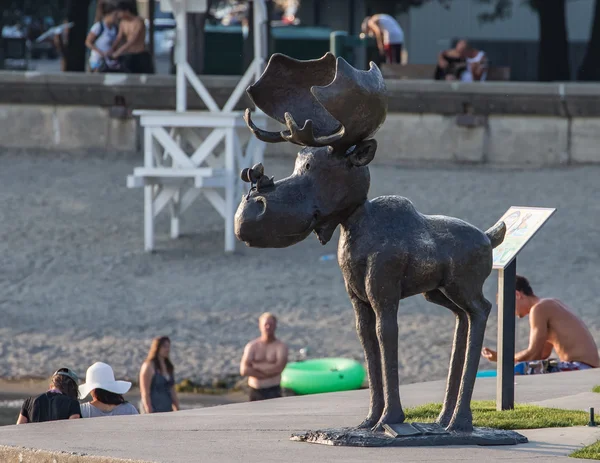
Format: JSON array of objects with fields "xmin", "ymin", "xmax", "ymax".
[
  {"xmin": 329, "ymin": 31, "xmax": 378, "ymax": 68},
  {"xmin": 201, "ymin": 25, "xmax": 333, "ymax": 75},
  {"xmin": 271, "ymin": 26, "xmax": 332, "ymax": 61},
  {"xmin": 203, "ymin": 24, "xmax": 245, "ymax": 75},
  {"xmin": 330, "ymin": 31, "xmax": 349, "ymax": 60}
]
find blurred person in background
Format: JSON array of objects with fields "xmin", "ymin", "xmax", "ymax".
[
  {"xmin": 17, "ymin": 368, "xmax": 81, "ymax": 424},
  {"xmin": 53, "ymin": 18, "xmax": 71, "ymax": 72},
  {"xmin": 461, "ymin": 44, "xmax": 488, "ymax": 82},
  {"xmin": 361, "ymin": 14, "xmax": 404, "ymax": 64},
  {"xmin": 434, "ymin": 39, "xmax": 468, "ymax": 81},
  {"xmin": 85, "ymin": 2, "xmax": 120, "ymax": 73},
  {"xmin": 240, "ymin": 312, "xmax": 289, "ymax": 402},
  {"xmin": 482, "ymin": 275, "xmax": 600, "ymax": 374},
  {"xmin": 79, "ymin": 362, "xmax": 139, "ymax": 418},
  {"xmin": 108, "ymin": 0, "xmax": 154, "ymax": 74},
  {"xmin": 273, "ymin": 0, "xmax": 300, "ymax": 25},
  {"xmin": 139, "ymin": 336, "xmax": 180, "ymax": 413}
]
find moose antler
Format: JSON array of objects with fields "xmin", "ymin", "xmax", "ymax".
[
  {"xmin": 244, "ymin": 53, "xmax": 387, "ymax": 152},
  {"xmin": 312, "ymin": 59, "xmax": 388, "ymax": 149},
  {"xmin": 244, "ymin": 110, "xmax": 345, "ymax": 147}
]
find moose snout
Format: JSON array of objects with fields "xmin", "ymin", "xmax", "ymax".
[
  {"xmin": 246, "ymin": 196, "xmax": 267, "ymax": 220},
  {"xmin": 234, "ymin": 195, "xmax": 267, "ymax": 243}
]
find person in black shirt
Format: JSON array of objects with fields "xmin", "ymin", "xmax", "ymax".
[
  {"xmin": 434, "ymin": 39, "xmax": 468, "ymax": 81},
  {"xmin": 17, "ymin": 368, "xmax": 82, "ymax": 424}
]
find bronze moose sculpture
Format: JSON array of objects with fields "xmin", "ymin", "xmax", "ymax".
[{"xmin": 235, "ymin": 53, "xmax": 508, "ymax": 437}]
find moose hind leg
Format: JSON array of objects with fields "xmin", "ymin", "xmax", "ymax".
[
  {"xmin": 349, "ymin": 291, "xmax": 384, "ymax": 429},
  {"xmin": 444, "ymin": 289, "xmax": 492, "ymax": 432},
  {"xmin": 423, "ymin": 289, "xmax": 468, "ymax": 428}
]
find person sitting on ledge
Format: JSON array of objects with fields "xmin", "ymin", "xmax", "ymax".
[
  {"xmin": 17, "ymin": 368, "xmax": 81, "ymax": 424},
  {"xmin": 482, "ymin": 275, "xmax": 599, "ymax": 374},
  {"xmin": 79, "ymin": 362, "xmax": 139, "ymax": 418},
  {"xmin": 434, "ymin": 39, "xmax": 468, "ymax": 81}
]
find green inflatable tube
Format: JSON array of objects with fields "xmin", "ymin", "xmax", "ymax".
[{"xmin": 281, "ymin": 358, "xmax": 366, "ymax": 395}]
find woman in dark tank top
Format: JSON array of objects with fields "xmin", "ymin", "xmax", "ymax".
[{"xmin": 139, "ymin": 336, "xmax": 180, "ymax": 413}]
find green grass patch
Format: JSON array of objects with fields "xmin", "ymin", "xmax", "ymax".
[
  {"xmin": 571, "ymin": 440, "xmax": 600, "ymax": 460},
  {"xmin": 405, "ymin": 400, "xmax": 587, "ymax": 430},
  {"xmin": 591, "ymin": 385, "xmax": 600, "ymax": 394}
]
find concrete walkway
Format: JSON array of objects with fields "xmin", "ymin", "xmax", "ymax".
[{"xmin": 1, "ymin": 370, "xmax": 600, "ymax": 463}]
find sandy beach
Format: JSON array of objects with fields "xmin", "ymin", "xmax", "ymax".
[{"xmin": 1, "ymin": 149, "xmax": 599, "ymax": 388}]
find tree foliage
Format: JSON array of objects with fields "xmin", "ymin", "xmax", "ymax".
[
  {"xmin": 476, "ymin": 0, "xmax": 535, "ymax": 22},
  {"xmin": 366, "ymin": 0, "xmax": 451, "ymax": 14},
  {"xmin": 478, "ymin": 0, "xmax": 572, "ymax": 81},
  {"xmin": 475, "ymin": 0, "xmax": 600, "ymax": 81}
]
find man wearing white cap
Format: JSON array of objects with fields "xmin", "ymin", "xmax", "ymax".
[{"xmin": 79, "ymin": 362, "xmax": 139, "ymax": 418}]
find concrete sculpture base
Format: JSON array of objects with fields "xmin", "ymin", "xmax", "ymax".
[{"xmin": 291, "ymin": 422, "xmax": 528, "ymax": 447}]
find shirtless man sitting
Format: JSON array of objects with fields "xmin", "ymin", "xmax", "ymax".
[
  {"xmin": 240, "ymin": 313, "xmax": 289, "ymax": 401},
  {"xmin": 482, "ymin": 275, "xmax": 599, "ymax": 373},
  {"xmin": 108, "ymin": 1, "xmax": 154, "ymax": 74}
]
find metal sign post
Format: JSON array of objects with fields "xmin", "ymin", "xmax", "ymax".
[
  {"xmin": 496, "ymin": 258, "xmax": 516, "ymax": 411},
  {"xmin": 492, "ymin": 206, "xmax": 556, "ymax": 411}
]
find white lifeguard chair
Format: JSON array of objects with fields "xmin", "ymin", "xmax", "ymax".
[{"xmin": 127, "ymin": 0, "xmax": 268, "ymax": 253}]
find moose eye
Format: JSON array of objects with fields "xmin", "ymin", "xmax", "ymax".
[{"xmin": 305, "ymin": 163, "xmax": 310, "ymax": 171}]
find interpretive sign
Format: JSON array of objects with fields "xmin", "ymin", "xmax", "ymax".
[
  {"xmin": 492, "ymin": 205, "xmax": 556, "ymax": 411},
  {"xmin": 492, "ymin": 207, "xmax": 556, "ymax": 270}
]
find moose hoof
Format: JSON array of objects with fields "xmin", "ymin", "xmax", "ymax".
[
  {"xmin": 356, "ymin": 416, "xmax": 380, "ymax": 430},
  {"xmin": 371, "ymin": 410, "xmax": 406, "ymax": 432},
  {"xmin": 445, "ymin": 417, "xmax": 474, "ymax": 433},
  {"xmin": 436, "ymin": 410, "xmax": 454, "ymax": 429}
]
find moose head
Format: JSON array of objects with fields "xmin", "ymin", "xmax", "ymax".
[{"xmin": 234, "ymin": 53, "xmax": 388, "ymax": 249}]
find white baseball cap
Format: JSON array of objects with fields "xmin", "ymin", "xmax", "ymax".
[{"xmin": 78, "ymin": 362, "xmax": 132, "ymax": 399}]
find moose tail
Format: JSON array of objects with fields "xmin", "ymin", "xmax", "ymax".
[{"xmin": 486, "ymin": 221, "xmax": 507, "ymax": 249}]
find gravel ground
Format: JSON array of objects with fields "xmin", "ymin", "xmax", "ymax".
[{"xmin": 1, "ymin": 150, "xmax": 599, "ymax": 386}]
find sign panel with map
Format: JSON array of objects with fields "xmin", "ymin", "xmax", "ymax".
[{"xmin": 492, "ymin": 206, "xmax": 556, "ymax": 270}]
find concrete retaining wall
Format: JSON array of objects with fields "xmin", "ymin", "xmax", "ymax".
[
  {"xmin": 0, "ymin": 445, "xmax": 143, "ymax": 463},
  {"xmin": 2, "ymin": 72, "xmax": 600, "ymax": 164},
  {"xmin": 0, "ymin": 105, "xmax": 137, "ymax": 154},
  {"xmin": 2, "ymin": 104, "xmax": 598, "ymax": 165},
  {"xmin": 3, "ymin": 72, "xmax": 599, "ymax": 116}
]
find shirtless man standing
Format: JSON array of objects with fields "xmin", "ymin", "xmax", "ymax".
[
  {"xmin": 483, "ymin": 275, "xmax": 599, "ymax": 373},
  {"xmin": 240, "ymin": 313, "xmax": 289, "ymax": 401},
  {"xmin": 108, "ymin": 1, "xmax": 154, "ymax": 74}
]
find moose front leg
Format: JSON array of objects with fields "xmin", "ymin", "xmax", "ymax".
[
  {"xmin": 348, "ymin": 291, "xmax": 383, "ymax": 429},
  {"xmin": 368, "ymin": 283, "xmax": 404, "ymax": 430}
]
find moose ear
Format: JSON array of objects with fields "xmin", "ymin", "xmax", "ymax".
[{"xmin": 346, "ymin": 139, "xmax": 377, "ymax": 167}]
